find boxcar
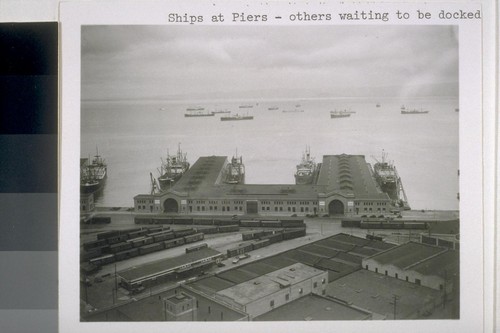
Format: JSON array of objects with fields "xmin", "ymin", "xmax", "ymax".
[
  {"xmin": 83, "ymin": 239, "xmax": 108, "ymax": 252},
  {"xmin": 185, "ymin": 243, "xmax": 208, "ymax": 253},
  {"xmin": 114, "ymin": 248, "xmax": 139, "ymax": 261},
  {"xmin": 217, "ymin": 225, "xmax": 239, "ymax": 233},
  {"xmin": 184, "ymin": 233, "xmax": 205, "ymax": 244},
  {"xmin": 139, "ymin": 243, "xmax": 164, "ymax": 255}
]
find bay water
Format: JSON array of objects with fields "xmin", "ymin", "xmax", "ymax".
[{"xmin": 81, "ymin": 97, "xmax": 459, "ymax": 210}]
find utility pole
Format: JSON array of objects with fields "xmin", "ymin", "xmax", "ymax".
[
  {"xmin": 114, "ymin": 263, "xmax": 118, "ymax": 304},
  {"xmin": 442, "ymin": 270, "xmax": 447, "ymax": 309},
  {"xmin": 392, "ymin": 294, "xmax": 400, "ymax": 320}
]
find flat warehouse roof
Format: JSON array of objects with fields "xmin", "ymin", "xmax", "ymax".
[
  {"xmin": 365, "ymin": 242, "xmax": 447, "ymax": 268},
  {"xmin": 254, "ymin": 294, "xmax": 371, "ymax": 321},
  {"xmin": 216, "ymin": 263, "xmax": 325, "ymax": 305}
]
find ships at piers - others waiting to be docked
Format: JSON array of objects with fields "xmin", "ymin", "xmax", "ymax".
[
  {"xmin": 371, "ymin": 150, "xmax": 410, "ymax": 209},
  {"xmin": 157, "ymin": 144, "xmax": 190, "ymax": 191},
  {"xmin": 80, "ymin": 148, "xmax": 107, "ymax": 194},
  {"xmin": 294, "ymin": 147, "xmax": 318, "ymax": 185}
]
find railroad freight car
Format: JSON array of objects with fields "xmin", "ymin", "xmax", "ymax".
[
  {"xmin": 241, "ymin": 230, "xmax": 264, "ymax": 241},
  {"xmin": 106, "ymin": 233, "xmax": 129, "ymax": 245},
  {"xmin": 127, "ymin": 229, "xmax": 150, "ymax": 239},
  {"xmin": 114, "ymin": 248, "xmax": 139, "ymax": 261},
  {"xmin": 239, "ymin": 219, "xmax": 261, "ymax": 228},
  {"xmin": 173, "ymin": 228, "xmax": 196, "ymax": 238},
  {"xmin": 173, "ymin": 217, "xmax": 193, "ymax": 225},
  {"xmin": 213, "ymin": 219, "xmax": 235, "ymax": 226},
  {"xmin": 217, "ymin": 225, "xmax": 239, "ymax": 233},
  {"xmin": 96, "ymin": 230, "xmax": 120, "ymax": 240},
  {"xmin": 261, "ymin": 220, "xmax": 282, "ymax": 228},
  {"xmin": 134, "ymin": 217, "xmax": 152, "ymax": 224},
  {"xmin": 146, "ymin": 227, "xmax": 165, "ymax": 234},
  {"xmin": 143, "ymin": 236, "xmax": 155, "ymax": 245},
  {"xmin": 341, "ymin": 219, "xmax": 362, "ymax": 228},
  {"xmin": 251, "ymin": 239, "xmax": 270, "ymax": 250},
  {"xmin": 184, "ymin": 233, "xmax": 205, "ymax": 244},
  {"xmin": 81, "ymin": 248, "xmax": 103, "ymax": 262},
  {"xmin": 164, "ymin": 238, "xmax": 186, "ymax": 249},
  {"xmin": 152, "ymin": 217, "xmax": 173, "ymax": 224},
  {"xmin": 89, "ymin": 254, "xmax": 115, "ymax": 266},
  {"xmin": 139, "ymin": 243, "xmax": 164, "ymax": 255},
  {"xmin": 149, "ymin": 231, "xmax": 175, "ymax": 243},
  {"xmin": 226, "ymin": 242, "xmax": 253, "ymax": 258},
  {"xmin": 127, "ymin": 237, "xmax": 148, "ymax": 248},
  {"xmin": 260, "ymin": 233, "xmax": 284, "ymax": 244},
  {"xmin": 185, "ymin": 243, "xmax": 208, "ymax": 253},
  {"xmin": 197, "ymin": 226, "xmax": 218, "ymax": 234},
  {"xmin": 89, "ymin": 217, "xmax": 111, "ymax": 224},
  {"xmin": 109, "ymin": 242, "xmax": 133, "ymax": 254},
  {"xmin": 83, "ymin": 239, "xmax": 108, "ymax": 251},
  {"xmin": 282, "ymin": 228, "xmax": 306, "ymax": 240}
]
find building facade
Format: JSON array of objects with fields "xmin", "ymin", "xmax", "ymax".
[{"xmin": 134, "ymin": 154, "xmax": 393, "ymax": 217}]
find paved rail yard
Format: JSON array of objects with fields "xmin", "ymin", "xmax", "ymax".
[{"xmin": 80, "ymin": 154, "xmax": 459, "ymax": 321}]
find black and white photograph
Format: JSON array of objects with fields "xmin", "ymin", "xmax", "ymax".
[
  {"xmin": 78, "ymin": 23, "xmax": 461, "ymax": 322},
  {"xmin": 57, "ymin": 1, "xmax": 489, "ymax": 332}
]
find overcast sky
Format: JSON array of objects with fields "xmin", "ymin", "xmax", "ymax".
[{"xmin": 81, "ymin": 25, "xmax": 458, "ymax": 101}]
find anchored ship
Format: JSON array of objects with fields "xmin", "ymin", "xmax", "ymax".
[
  {"xmin": 224, "ymin": 153, "xmax": 245, "ymax": 184},
  {"xmin": 239, "ymin": 104, "xmax": 254, "ymax": 109},
  {"xmin": 158, "ymin": 144, "xmax": 190, "ymax": 190},
  {"xmin": 80, "ymin": 148, "xmax": 107, "ymax": 194},
  {"xmin": 186, "ymin": 106, "xmax": 205, "ymax": 111},
  {"xmin": 372, "ymin": 150, "xmax": 410, "ymax": 209},
  {"xmin": 185, "ymin": 110, "xmax": 214, "ymax": 117},
  {"xmin": 210, "ymin": 109, "xmax": 231, "ymax": 114},
  {"xmin": 400, "ymin": 105, "xmax": 429, "ymax": 114},
  {"xmin": 294, "ymin": 147, "xmax": 317, "ymax": 185},
  {"xmin": 220, "ymin": 113, "xmax": 253, "ymax": 121},
  {"xmin": 330, "ymin": 110, "xmax": 351, "ymax": 118}
]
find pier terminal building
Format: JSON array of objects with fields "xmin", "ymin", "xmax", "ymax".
[{"xmin": 134, "ymin": 154, "xmax": 392, "ymax": 217}]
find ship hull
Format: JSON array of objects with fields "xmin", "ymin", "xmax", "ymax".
[
  {"xmin": 295, "ymin": 174, "xmax": 313, "ymax": 185},
  {"xmin": 401, "ymin": 111, "xmax": 429, "ymax": 114},
  {"xmin": 184, "ymin": 113, "xmax": 214, "ymax": 117},
  {"xmin": 220, "ymin": 116, "xmax": 253, "ymax": 121},
  {"xmin": 80, "ymin": 175, "xmax": 106, "ymax": 194}
]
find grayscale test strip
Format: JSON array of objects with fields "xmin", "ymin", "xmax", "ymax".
[{"xmin": 0, "ymin": 22, "xmax": 58, "ymax": 333}]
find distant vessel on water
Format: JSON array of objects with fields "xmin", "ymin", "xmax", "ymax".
[
  {"xmin": 220, "ymin": 113, "xmax": 254, "ymax": 121},
  {"xmin": 210, "ymin": 109, "xmax": 231, "ymax": 114},
  {"xmin": 400, "ymin": 105, "xmax": 429, "ymax": 114},
  {"xmin": 455, "ymin": 108, "xmax": 459, "ymax": 112},
  {"xmin": 294, "ymin": 147, "xmax": 317, "ymax": 185},
  {"xmin": 224, "ymin": 153, "xmax": 245, "ymax": 184},
  {"xmin": 80, "ymin": 148, "xmax": 107, "ymax": 194},
  {"xmin": 158, "ymin": 144, "xmax": 190, "ymax": 190},
  {"xmin": 185, "ymin": 110, "xmax": 214, "ymax": 117},
  {"xmin": 330, "ymin": 110, "xmax": 351, "ymax": 118},
  {"xmin": 268, "ymin": 107, "xmax": 279, "ymax": 111},
  {"xmin": 239, "ymin": 104, "xmax": 254, "ymax": 109},
  {"xmin": 376, "ymin": 103, "xmax": 381, "ymax": 108},
  {"xmin": 372, "ymin": 150, "xmax": 410, "ymax": 209}
]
